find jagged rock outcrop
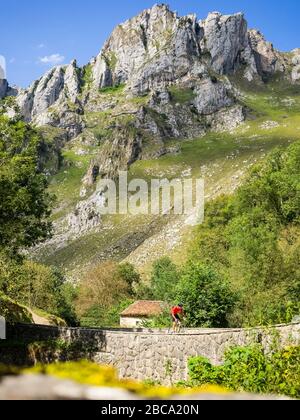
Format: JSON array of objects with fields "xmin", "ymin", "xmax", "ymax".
[
  {"xmin": 0, "ymin": 79, "xmax": 18, "ymax": 100},
  {"xmin": 84, "ymin": 123, "xmax": 143, "ymax": 181},
  {"xmin": 68, "ymin": 190, "xmax": 105, "ymax": 236},
  {"xmin": 200, "ymin": 12, "xmax": 255, "ymax": 76},
  {"xmin": 91, "ymin": 6, "xmax": 288, "ymax": 95},
  {"xmin": 291, "ymin": 49, "xmax": 300, "ymax": 82},
  {"xmin": 248, "ymin": 30, "xmax": 285, "ymax": 80},
  {"xmin": 0, "ymin": 79, "xmax": 9, "ymax": 99},
  {"xmin": 9, "ymin": 4, "xmax": 298, "ymax": 144},
  {"xmin": 16, "ymin": 60, "xmax": 84, "ymax": 138},
  {"xmin": 2, "ymin": 4, "xmax": 299, "ymax": 240},
  {"xmin": 92, "ymin": 6, "xmax": 256, "ymax": 94}
]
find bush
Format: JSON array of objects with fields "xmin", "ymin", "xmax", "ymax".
[
  {"xmin": 0, "ymin": 292, "xmax": 33, "ymax": 323},
  {"xmin": 80, "ymin": 299, "xmax": 134, "ymax": 328},
  {"xmin": 189, "ymin": 141, "xmax": 300, "ymax": 327},
  {"xmin": 0, "ymin": 253, "xmax": 77, "ymax": 325},
  {"xmin": 188, "ymin": 344, "xmax": 300, "ymax": 399},
  {"xmin": 118, "ymin": 263, "xmax": 141, "ymax": 294},
  {"xmin": 76, "ymin": 261, "xmax": 132, "ymax": 326},
  {"xmin": 149, "ymin": 257, "xmax": 180, "ymax": 302},
  {"xmin": 176, "ymin": 262, "xmax": 236, "ymax": 328}
]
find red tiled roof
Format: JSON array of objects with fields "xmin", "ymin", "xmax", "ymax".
[{"xmin": 120, "ymin": 301, "xmax": 167, "ymax": 318}]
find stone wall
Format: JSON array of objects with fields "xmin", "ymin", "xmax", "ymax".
[{"xmin": 2, "ymin": 323, "xmax": 299, "ymax": 384}]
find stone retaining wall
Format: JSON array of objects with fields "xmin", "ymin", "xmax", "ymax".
[{"xmin": 2, "ymin": 323, "xmax": 299, "ymax": 383}]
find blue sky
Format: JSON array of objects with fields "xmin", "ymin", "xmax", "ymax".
[{"xmin": 1, "ymin": 0, "xmax": 300, "ymax": 87}]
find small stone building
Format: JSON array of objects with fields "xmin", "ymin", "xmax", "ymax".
[{"xmin": 120, "ymin": 301, "xmax": 167, "ymax": 328}]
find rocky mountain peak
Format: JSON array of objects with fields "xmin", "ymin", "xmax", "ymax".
[
  {"xmin": 3, "ymin": 5, "xmax": 298, "ymax": 268},
  {"xmin": 8, "ymin": 5, "xmax": 298, "ymax": 130},
  {"xmin": 248, "ymin": 29, "xmax": 285, "ymax": 79},
  {"xmin": 2, "ymin": 6, "xmax": 299, "ymax": 150}
]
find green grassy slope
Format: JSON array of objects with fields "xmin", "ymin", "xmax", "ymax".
[{"xmin": 36, "ymin": 78, "xmax": 300, "ymax": 280}]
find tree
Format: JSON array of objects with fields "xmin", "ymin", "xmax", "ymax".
[
  {"xmin": 76, "ymin": 261, "xmax": 131, "ymax": 322},
  {"xmin": 149, "ymin": 257, "xmax": 180, "ymax": 302},
  {"xmin": 118, "ymin": 262, "xmax": 141, "ymax": 294},
  {"xmin": 176, "ymin": 262, "xmax": 235, "ymax": 328},
  {"xmin": 189, "ymin": 141, "xmax": 300, "ymax": 327},
  {"xmin": 0, "ymin": 115, "xmax": 52, "ymax": 254},
  {"xmin": 0, "ymin": 252, "xmax": 77, "ymax": 325}
]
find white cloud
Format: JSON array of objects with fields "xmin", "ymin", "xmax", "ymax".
[
  {"xmin": 0, "ymin": 55, "xmax": 6, "ymax": 79},
  {"xmin": 38, "ymin": 53, "xmax": 65, "ymax": 66},
  {"xmin": 37, "ymin": 43, "xmax": 46, "ymax": 49}
]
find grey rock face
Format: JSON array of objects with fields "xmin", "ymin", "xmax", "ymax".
[
  {"xmin": 248, "ymin": 30, "xmax": 285, "ymax": 79},
  {"xmin": 93, "ymin": 5, "xmax": 180, "ymax": 90},
  {"xmin": 96, "ymin": 125, "xmax": 143, "ymax": 179},
  {"xmin": 193, "ymin": 79, "xmax": 233, "ymax": 115},
  {"xmin": 11, "ymin": 4, "xmax": 297, "ymax": 139},
  {"xmin": 291, "ymin": 49, "xmax": 300, "ymax": 82},
  {"xmin": 64, "ymin": 60, "xmax": 80, "ymax": 103},
  {"xmin": 0, "ymin": 79, "xmax": 18, "ymax": 100},
  {"xmin": 68, "ymin": 190, "xmax": 105, "ymax": 236},
  {"xmin": 200, "ymin": 12, "xmax": 250, "ymax": 75},
  {"xmin": 0, "ymin": 79, "xmax": 8, "ymax": 99},
  {"xmin": 16, "ymin": 61, "xmax": 83, "ymax": 138}
]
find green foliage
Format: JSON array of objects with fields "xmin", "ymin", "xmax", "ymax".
[
  {"xmin": 191, "ymin": 141, "xmax": 300, "ymax": 327},
  {"xmin": 0, "ymin": 115, "xmax": 52, "ymax": 254},
  {"xmin": 76, "ymin": 261, "xmax": 134, "ymax": 327},
  {"xmin": 188, "ymin": 344, "xmax": 300, "ymax": 399},
  {"xmin": 55, "ymin": 282, "xmax": 79, "ymax": 326},
  {"xmin": 148, "ymin": 257, "xmax": 180, "ymax": 302},
  {"xmin": 188, "ymin": 356, "xmax": 223, "ymax": 385},
  {"xmin": 118, "ymin": 263, "xmax": 141, "ymax": 294},
  {"xmin": 0, "ymin": 253, "xmax": 77, "ymax": 325},
  {"xmin": 80, "ymin": 64, "xmax": 93, "ymax": 91},
  {"xmin": 168, "ymin": 86, "xmax": 196, "ymax": 104},
  {"xmin": 99, "ymin": 83, "xmax": 125, "ymax": 95},
  {"xmin": 176, "ymin": 262, "xmax": 235, "ymax": 328},
  {"xmin": 80, "ymin": 299, "xmax": 134, "ymax": 328},
  {"xmin": 0, "ymin": 292, "xmax": 33, "ymax": 323},
  {"xmin": 141, "ymin": 308, "xmax": 172, "ymax": 329}
]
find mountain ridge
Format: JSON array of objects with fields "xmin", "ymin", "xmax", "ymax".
[{"xmin": 1, "ymin": 4, "xmax": 300, "ymax": 280}]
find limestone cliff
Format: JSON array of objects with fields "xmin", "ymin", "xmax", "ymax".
[
  {"xmin": 2, "ymin": 4, "xmax": 299, "ymax": 248},
  {"xmin": 9, "ymin": 5, "xmax": 297, "ymax": 164}
]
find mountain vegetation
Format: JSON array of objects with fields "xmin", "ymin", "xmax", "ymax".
[{"xmin": 0, "ymin": 5, "xmax": 299, "ymax": 330}]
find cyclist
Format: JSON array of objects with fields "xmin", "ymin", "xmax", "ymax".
[{"xmin": 171, "ymin": 304, "xmax": 184, "ymax": 333}]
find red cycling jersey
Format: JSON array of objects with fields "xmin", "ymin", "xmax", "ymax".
[{"xmin": 171, "ymin": 306, "xmax": 183, "ymax": 316}]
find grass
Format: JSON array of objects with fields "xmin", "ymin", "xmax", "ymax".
[
  {"xmin": 168, "ymin": 86, "xmax": 196, "ymax": 104},
  {"xmin": 38, "ymin": 77, "xmax": 300, "ymax": 280},
  {"xmin": 99, "ymin": 83, "xmax": 126, "ymax": 95},
  {"xmin": 0, "ymin": 292, "xmax": 33, "ymax": 324},
  {"xmin": 80, "ymin": 63, "xmax": 93, "ymax": 92},
  {"xmin": 31, "ymin": 308, "xmax": 67, "ymax": 327},
  {"xmin": 48, "ymin": 147, "xmax": 98, "ymax": 221}
]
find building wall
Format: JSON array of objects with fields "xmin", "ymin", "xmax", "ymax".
[
  {"xmin": 120, "ymin": 317, "xmax": 146, "ymax": 328},
  {"xmin": 3, "ymin": 323, "xmax": 300, "ymax": 384}
]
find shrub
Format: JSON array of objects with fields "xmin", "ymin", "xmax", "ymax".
[
  {"xmin": 149, "ymin": 257, "xmax": 180, "ymax": 302},
  {"xmin": 188, "ymin": 344, "xmax": 300, "ymax": 399},
  {"xmin": 0, "ymin": 253, "xmax": 77, "ymax": 325},
  {"xmin": 80, "ymin": 299, "xmax": 134, "ymax": 328},
  {"xmin": 118, "ymin": 263, "xmax": 141, "ymax": 294},
  {"xmin": 0, "ymin": 292, "xmax": 33, "ymax": 323},
  {"xmin": 176, "ymin": 262, "xmax": 236, "ymax": 328},
  {"xmin": 76, "ymin": 261, "xmax": 132, "ymax": 326}
]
